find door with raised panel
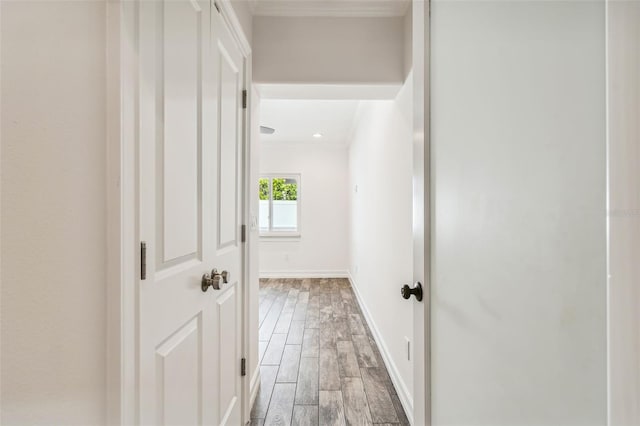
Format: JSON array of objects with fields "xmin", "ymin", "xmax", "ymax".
[
  {"xmin": 209, "ymin": 5, "xmax": 246, "ymax": 425},
  {"xmin": 137, "ymin": 0, "xmax": 245, "ymax": 424}
]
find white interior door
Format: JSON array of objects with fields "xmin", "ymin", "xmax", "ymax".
[
  {"xmin": 137, "ymin": 0, "xmax": 245, "ymax": 424},
  {"xmin": 209, "ymin": 5, "xmax": 246, "ymax": 426},
  {"xmin": 429, "ymin": 2, "xmax": 606, "ymax": 425}
]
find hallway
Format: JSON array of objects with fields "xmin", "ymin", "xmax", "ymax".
[{"xmin": 251, "ymin": 278, "xmax": 409, "ymax": 425}]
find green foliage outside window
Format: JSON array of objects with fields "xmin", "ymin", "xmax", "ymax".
[
  {"xmin": 259, "ymin": 178, "xmax": 269, "ymax": 200},
  {"xmin": 259, "ymin": 177, "xmax": 298, "ymax": 201},
  {"xmin": 273, "ymin": 178, "xmax": 298, "ymax": 200}
]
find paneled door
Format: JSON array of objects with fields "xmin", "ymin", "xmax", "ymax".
[
  {"xmin": 209, "ymin": 5, "xmax": 246, "ymax": 426},
  {"xmin": 137, "ymin": 0, "xmax": 245, "ymax": 424}
]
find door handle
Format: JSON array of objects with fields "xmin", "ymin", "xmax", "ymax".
[
  {"xmin": 201, "ymin": 273, "xmax": 219, "ymax": 292},
  {"xmin": 201, "ymin": 268, "xmax": 229, "ymax": 292},
  {"xmin": 401, "ymin": 282, "xmax": 423, "ymax": 302},
  {"xmin": 212, "ymin": 268, "xmax": 229, "ymax": 284}
]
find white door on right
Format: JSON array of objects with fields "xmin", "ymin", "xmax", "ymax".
[{"xmin": 430, "ymin": 1, "xmax": 607, "ymax": 425}]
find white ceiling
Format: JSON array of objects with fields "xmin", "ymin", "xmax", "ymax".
[
  {"xmin": 260, "ymin": 99, "xmax": 360, "ymax": 145},
  {"xmin": 249, "ymin": 0, "xmax": 410, "ymax": 18}
]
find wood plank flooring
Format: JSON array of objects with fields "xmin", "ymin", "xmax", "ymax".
[{"xmin": 251, "ymin": 278, "xmax": 409, "ymax": 426}]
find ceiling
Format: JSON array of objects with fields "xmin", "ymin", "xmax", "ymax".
[
  {"xmin": 260, "ymin": 99, "xmax": 360, "ymax": 145},
  {"xmin": 248, "ymin": 0, "xmax": 410, "ymax": 18}
]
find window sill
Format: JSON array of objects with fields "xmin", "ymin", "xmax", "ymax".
[{"xmin": 260, "ymin": 232, "xmax": 301, "ymax": 241}]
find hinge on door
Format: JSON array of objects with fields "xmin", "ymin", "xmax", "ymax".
[
  {"xmin": 241, "ymin": 357, "xmax": 246, "ymax": 376},
  {"xmin": 140, "ymin": 242, "xmax": 147, "ymax": 280},
  {"xmin": 241, "ymin": 224, "xmax": 247, "ymax": 243},
  {"xmin": 213, "ymin": 1, "xmax": 220, "ymax": 13},
  {"xmin": 242, "ymin": 90, "xmax": 247, "ymax": 109}
]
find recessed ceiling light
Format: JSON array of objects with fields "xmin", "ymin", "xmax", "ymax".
[{"xmin": 312, "ymin": 133, "xmax": 323, "ymax": 138}]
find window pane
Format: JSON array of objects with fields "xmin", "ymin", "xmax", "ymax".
[
  {"xmin": 258, "ymin": 178, "xmax": 270, "ymax": 231},
  {"xmin": 272, "ymin": 177, "xmax": 298, "ymax": 231}
]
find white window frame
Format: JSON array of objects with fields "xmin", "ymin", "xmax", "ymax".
[{"xmin": 259, "ymin": 174, "xmax": 302, "ymax": 238}]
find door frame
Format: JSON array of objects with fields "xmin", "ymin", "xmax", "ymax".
[
  {"xmin": 105, "ymin": 1, "xmax": 253, "ymax": 424},
  {"xmin": 606, "ymin": 1, "xmax": 640, "ymax": 424},
  {"xmin": 412, "ymin": 0, "xmax": 431, "ymax": 425}
]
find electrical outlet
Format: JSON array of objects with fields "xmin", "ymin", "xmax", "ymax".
[
  {"xmin": 354, "ymin": 265, "xmax": 359, "ymax": 274},
  {"xmin": 405, "ymin": 336, "xmax": 411, "ymax": 361}
]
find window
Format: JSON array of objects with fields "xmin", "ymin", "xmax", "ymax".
[{"xmin": 259, "ymin": 175, "xmax": 301, "ymax": 237}]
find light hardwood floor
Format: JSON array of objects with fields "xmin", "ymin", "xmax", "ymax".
[{"xmin": 251, "ymin": 278, "xmax": 409, "ymax": 426}]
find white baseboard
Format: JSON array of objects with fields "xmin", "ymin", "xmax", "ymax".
[
  {"xmin": 348, "ymin": 273, "xmax": 414, "ymax": 425},
  {"xmin": 259, "ymin": 270, "xmax": 349, "ymax": 279},
  {"xmin": 249, "ymin": 366, "xmax": 260, "ymax": 409}
]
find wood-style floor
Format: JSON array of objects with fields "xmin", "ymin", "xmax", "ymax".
[{"xmin": 251, "ymin": 278, "xmax": 409, "ymax": 426}]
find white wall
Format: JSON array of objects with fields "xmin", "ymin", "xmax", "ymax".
[
  {"xmin": 259, "ymin": 143, "xmax": 349, "ymax": 276},
  {"xmin": 348, "ymin": 78, "xmax": 414, "ymax": 411},
  {"xmin": 430, "ymin": 1, "xmax": 607, "ymax": 424},
  {"xmin": 607, "ymin": 1, "xmax": 640, "ymax": 424},
  {"xmin": 1, "ymin": 1, "xmax": 107, "ymax": 424},
  {"xmin": 253, "ymin": 16, "xmax": 405, "ymax": 85}
]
